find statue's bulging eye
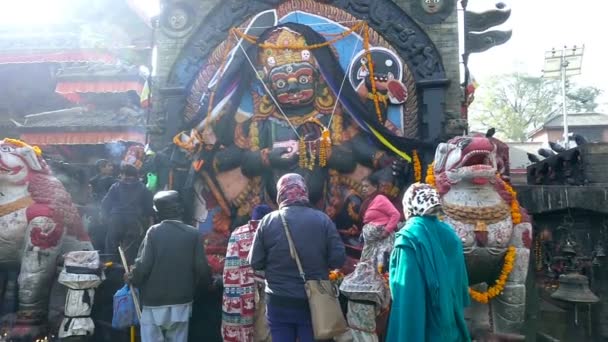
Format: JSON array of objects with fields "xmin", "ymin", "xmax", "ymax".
[
  {"xmin": 298, "ymin": 75, "xmax": 309, "ymax": 84},
  {"xmin": 0, "ymin": 145, "xmax": 14, "ymax": 152},
  {"xmin": 275, "ymin": 79, "xmax": 286, "ymax": 89}
]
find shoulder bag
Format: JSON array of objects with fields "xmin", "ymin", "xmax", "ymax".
[{"xmin": 279, "ymin": 210, "xmax": 348, "ymax": 340}]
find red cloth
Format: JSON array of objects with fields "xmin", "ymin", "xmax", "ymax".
[{"xmin": 362, "ymin": 194, "xmax": 400, "ymax": 232}]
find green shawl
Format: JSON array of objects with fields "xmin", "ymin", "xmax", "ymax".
[{"xmin": 387, "ymin": 216, "xmax": 471, "ymax": 342}]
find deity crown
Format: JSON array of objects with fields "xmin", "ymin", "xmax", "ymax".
[{"xmin": 259, "ymin": 27, "xmax": 315, "ymax": 69}]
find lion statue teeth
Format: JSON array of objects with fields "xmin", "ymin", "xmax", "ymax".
[
  {"xmin": 432, "ymin": 133, "xmax": 532, "ymax": 336},
  {"xmin": 0, "ymin": 138, "xmax": 92, "ymax": 338}
]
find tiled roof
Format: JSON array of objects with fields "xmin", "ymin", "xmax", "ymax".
[
  {"xmin": 22, "ymin": 107, "xmax": 144, "ymax": 129},
  {"xmin": 542, "ymin": 113, "xmax": 608, "ymax": 128}
]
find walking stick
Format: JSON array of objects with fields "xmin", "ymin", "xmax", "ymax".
[{"xmin": 118, "ymin": 246, "xmax": 142, "ymax": 319}]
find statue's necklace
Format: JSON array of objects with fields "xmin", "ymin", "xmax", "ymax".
[{"xmin": 0, "ymin": 196, "xmax": 34, "ymax": 217}]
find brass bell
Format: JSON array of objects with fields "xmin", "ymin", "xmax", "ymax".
[
  {"xmin": 551, "ymin": 271, "xmax": 599, "ymax": 304},
  {"xmin": 561, "ymin": 239, "xmax": 577, "ymax": 256},
  {"xmin": 595, "ymin": 242, "xmax": 606, "ymax": 258}
]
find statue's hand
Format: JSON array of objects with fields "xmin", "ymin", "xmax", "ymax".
[{"xmin": 269, "ymin": 147, "xmax": 298, "ymax": 169}]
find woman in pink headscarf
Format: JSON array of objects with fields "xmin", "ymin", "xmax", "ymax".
[{"xmin": 249, "ymin": 173, "xmax": 346, "ymax": 342}]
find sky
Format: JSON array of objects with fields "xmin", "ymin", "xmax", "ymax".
[{"xmin": 466, "ymin": 0, "xmax": 608, "ymax": 112}]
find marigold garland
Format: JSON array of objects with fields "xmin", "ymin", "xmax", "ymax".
[
  {"xmin": 231, "ymin": 21, "xmax": 365, "ymax": 51},
  {"xmin": 3, "ymin": 138, "xmax": 43, "ymax": 156},
  {"xmin": 500, "ymin": 175, "xmax": 522, "ymax": 224},
  {"xmin": 329, "ymin": 269, "xmax": 344, "ymax": 284},
  {"xmin": 362, "ymin": 24, "xmax": 383, "ymax": 123},
  {"xmin": 412, "ymin": 150, "xmax": 422, "ymax": 182},
  {"xmin": 425, "ymin": 162, "xmax": 435, "ymax": 187},
  {"xmin": 469, "ymin": 246, "xmax": 517, "ymax": 304}
]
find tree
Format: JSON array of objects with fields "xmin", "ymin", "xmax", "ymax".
[{"xmin": 469, "ymin": 73, "xmax": 602, "ymax": 142}]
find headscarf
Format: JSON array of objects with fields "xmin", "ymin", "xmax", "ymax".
[
  {"xmin": 402, "ymin": 183, "xmax": 441, "ymax": 220},
  {"xmin": 251, "ymin": 204, "xmax": 272, "ymax": 220},
  {"xmin": 276, "ymin": 173, "xmax": 309, "ymax": 208}
]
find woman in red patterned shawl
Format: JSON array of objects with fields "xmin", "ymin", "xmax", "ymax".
[{"xmin": 222, "ymin": 205, "xmax": 273, "ymax": 342}]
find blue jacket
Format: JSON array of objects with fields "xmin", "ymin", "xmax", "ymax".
[
  {"xmin": 248, "ymin": 205, "xmax": 346, "ymax": 299},
  {"xmin": 387, "ymin": 216, "xmax": 471, "ymax": 342}
]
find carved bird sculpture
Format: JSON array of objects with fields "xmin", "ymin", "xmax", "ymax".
[
  {"xmin": 549, "ymin": 141, "xmax": 566, "ymax": 153},
  {"xmin": 486, "ymin": 127, "xmax": 496, "ymax": 138},
  {"xmin": 538, "ymin": 148, "xmax": 556, "ymax": 158},
  {"xmin": 572, "ymin": 134, "xmax": 588, "ymax": 146},
  {"xmin": 527, "ymin": 153, "xmax": 541, "ymax": 163}
]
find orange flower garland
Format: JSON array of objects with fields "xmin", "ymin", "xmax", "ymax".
[
  {"xmin": 362, "ymin": 24, "xmax": 383, "ymax": 123},
  {"xmin": 469, "ymin": 246, "xmax": 516, "ymax": 304},
  {"xmin": 425, "ymin": 162, "xmax": 435, "ymax": 187},
  {"xmin": 3, "ymin": 138, "xmax": 42, "ymax": 156},
  {"xmin": 500, "ymin": 176, "xmax": 522, "ymax": 224},
  {"xmin": 329, "ymin": 269, "xmax": 344, "ymax": 284},
  {"xmin": 412, "ymin": 150, "xmax": 422, "ymax": 182}
]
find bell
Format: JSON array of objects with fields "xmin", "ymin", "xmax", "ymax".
[
  {"xmin": 561, "ymin": 239, "xmax": 577, "ymax": 256},
  {"xmin": 551, "ymin": 271, "xmax": 600, "ymax": 303},
  {"xmin": 595, "ymin": 242, "xmax": 606, "ymax": 258}
]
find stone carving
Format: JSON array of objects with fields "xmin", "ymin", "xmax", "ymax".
[
  {"xmin": 160, "ymin": 2, "xmax": 196, "ymax": 38},
  {"xmin": 0, "ymin": 139, "xmax": 92, "ymax": 339},
  {"xmin": 411, "ymin": 0, "xmax": 456, "ymax": 24},
  {"xmin": 466, "ymin": 30, "xmax": 513, "ymax": 54},
  {"xmin": 465, "ymin": 2, "xmax": 511, "ymax": 32},
  {"xmin": 432, "ymin": 133, "xmax": 531, "ymax": 335},
  {"xmin": 464, "ymin": 2, "xmax": 512, "ymax": 54},
  {"xmin": 183, "ymin": 22, "xmax": 423, "ymax": 234},
  {"xmin": 168, "ymin": 0, "xmax": 445, "ymax": 89}
]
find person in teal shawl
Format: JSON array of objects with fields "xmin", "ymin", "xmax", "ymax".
[{"xmin": 387, "ymin": 183, "xmax": 471, "ymax": 342}]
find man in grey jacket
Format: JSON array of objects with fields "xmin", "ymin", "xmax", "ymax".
[{"xmin": 125, "ymin": 190, "xmax": 210, "ymax": 342}]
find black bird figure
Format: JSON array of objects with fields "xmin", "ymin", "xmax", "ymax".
[
  {"xmin": 486, "ymin": 127, "xmax": 496, "ymax": 138},
  {"xmin": 527, "ymin": 153, "xmax": 541, "ymax": 163},
  {"xmin": 572, "ymin": 134, "xmax": 588, "ymax": 146},
  {"xmin": 538, "ymin": 148, "xmax": 556, "ymax": 158},
  {"xmin": 549, "ymin": 141, "xmax": 566, "ymax": 153}
]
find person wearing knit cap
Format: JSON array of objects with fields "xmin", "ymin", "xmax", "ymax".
[
  {"xmin": 222, "ymin": 205, "xmax": 273, "ymax": 342},
  {"xmin": 387, "ymin": 183, "xmax": 470, "ymax": 342},
  {"xmin": 249, "ymin": 173, "xmax": 345, "ymax": 342}
]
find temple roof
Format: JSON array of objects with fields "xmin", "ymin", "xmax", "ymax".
[
  {"xmin": 542, "ymin": 112, "xmax": 608, "ymax": 128},
  {"xmin": 21, "ymin": 107, "xmax": 145, "ymax": 130}
]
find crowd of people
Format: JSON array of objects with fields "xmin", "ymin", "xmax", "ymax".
[{"xmin": 88, "ymin": 159, "xmax": 471, "ymax": 342}]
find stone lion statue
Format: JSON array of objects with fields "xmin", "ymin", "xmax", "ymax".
[
  {"xmin": 431, "ymin": 132, "xmax": 532, "ymax": 336},
  {"xmin": 0, "ymin": 138, "xmax": 92, "ymax": 339}
]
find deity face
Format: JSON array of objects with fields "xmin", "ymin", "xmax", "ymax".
[
  {"xmin": 268, "ymin": 62, "xmax": 317, "ymax": 108},
  {"xmin": 422, "ymin": 0, "xmax": 443, "ymax": 14}
]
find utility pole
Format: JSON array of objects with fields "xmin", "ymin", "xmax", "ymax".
[
  {"xmin": 560, "ymin": 47, "xmax": 569, "ymax": 148},
  {"xmin": 542, "ymin": 45, "xmax": 584, "ymax": 149}
]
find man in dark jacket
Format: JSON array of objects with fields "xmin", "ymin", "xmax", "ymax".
[
  {"xmin": 101, "ymin": 164, "xmax": 153, "ymax": 262},
  {"xmin": 126, "ymin": 190, "xmax": 210, "ymax": 342},
  {"xmin": 89, "ymin": 159, "xmax": 115, "ymax": 203}
]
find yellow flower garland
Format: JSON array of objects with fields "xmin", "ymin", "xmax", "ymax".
[
  {"xmin": 362, "ymin": 23, "xmax": 383, "ymax": 123},
  {"xmin": 425, "ymin": 162, "xmax": 435, "ymax": 187},
  {"xmin": 469, "ymin": 246, "xmax": 516, "ymax": 304},
  {"xmin": 3, "ymin": 138, "xmax": 42, "ymax": 156},
  {"xmin": 230, "ymin": 21, "xmax": 365, "ymax": 51},
  {"xmin": 500, "ymin": 175, "xmax": 522, "ymax": 224},
  {"xmin": 412, "ymin": 150, "xmax": 422, "ymax": 182}
]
